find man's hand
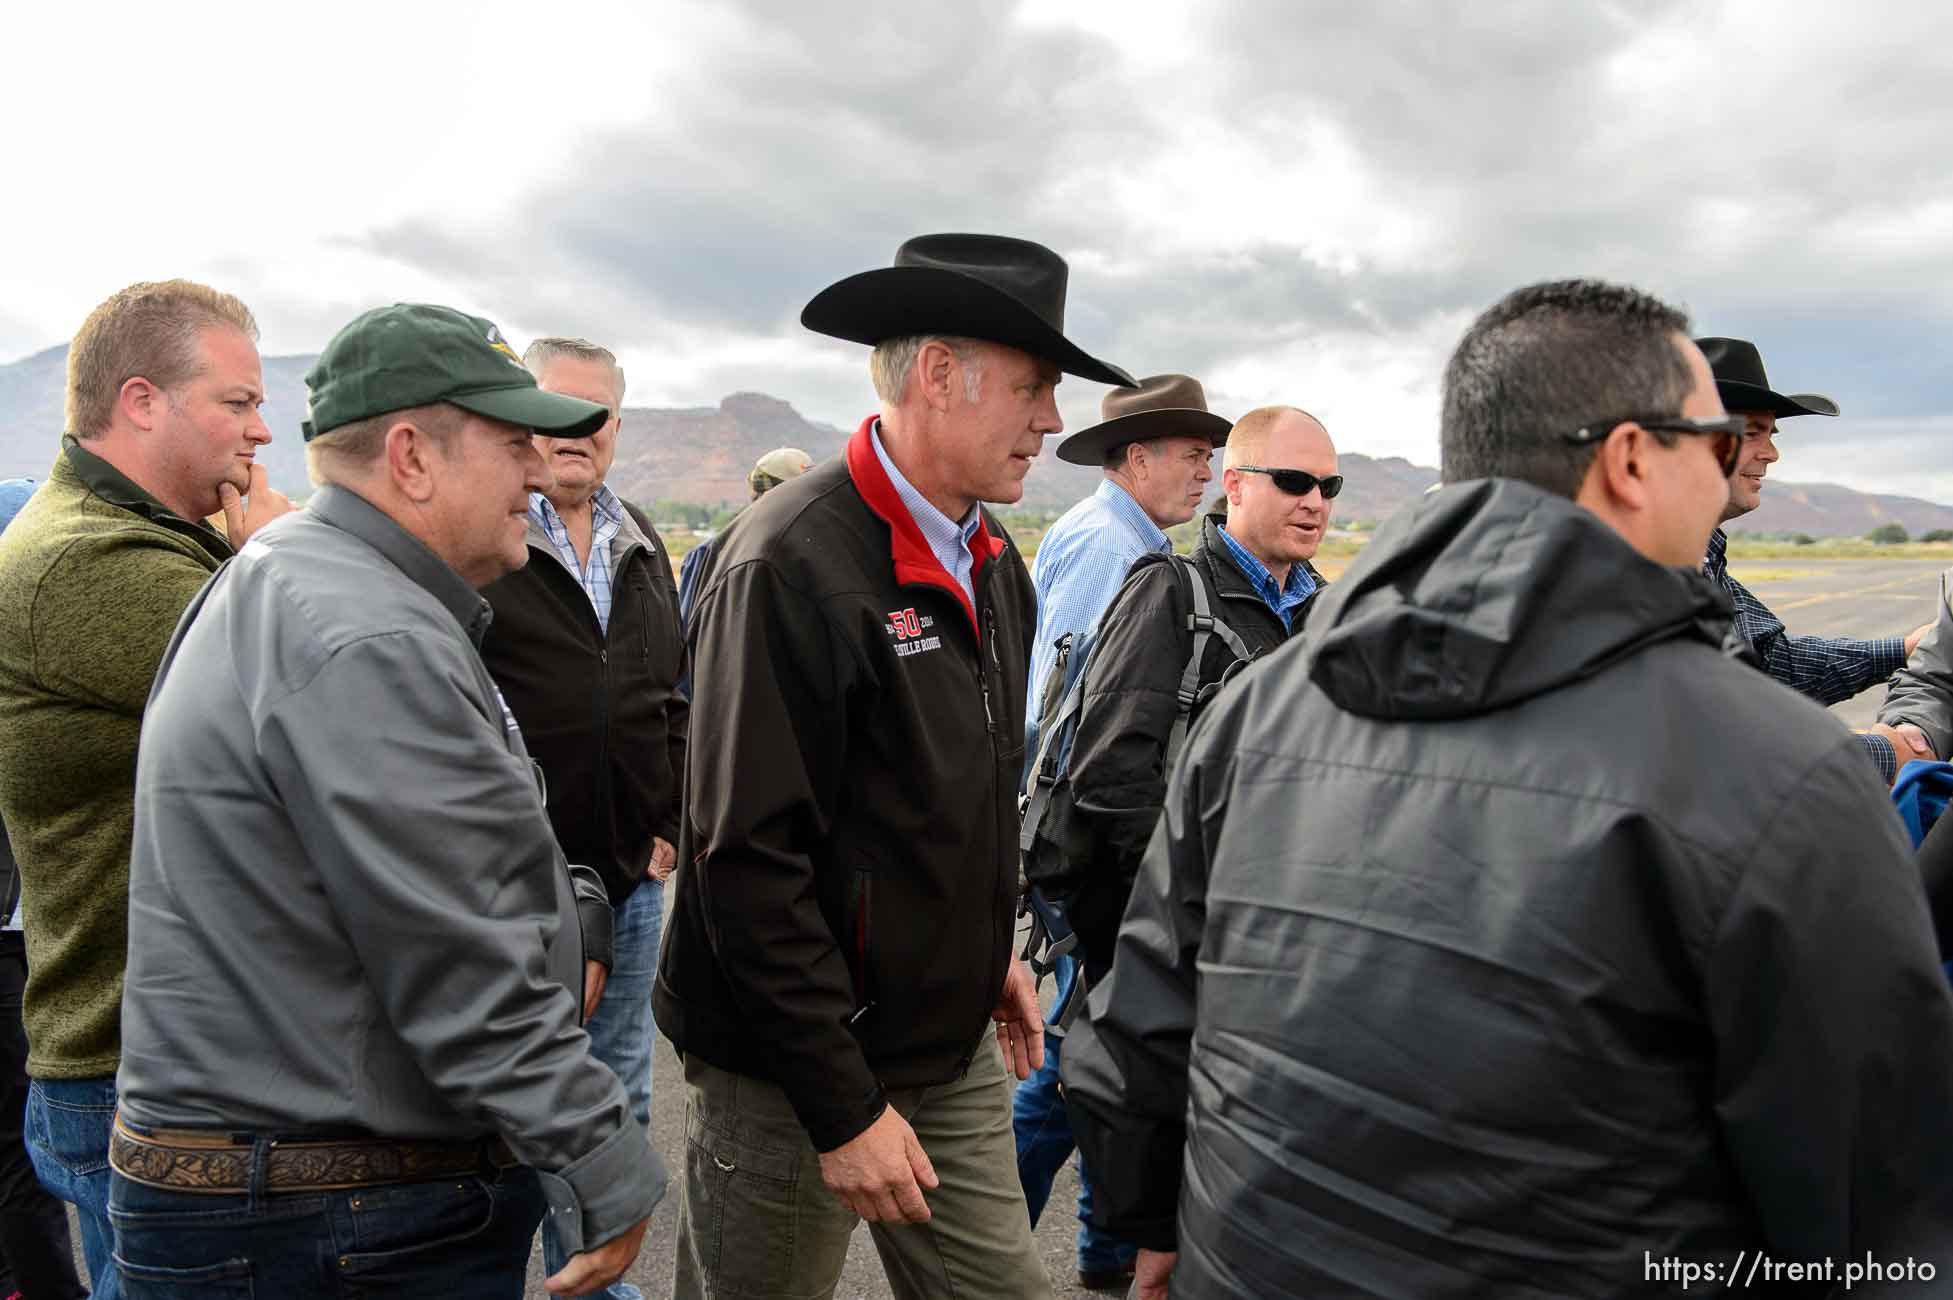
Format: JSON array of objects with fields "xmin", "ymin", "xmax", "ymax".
[
  {"xmin": 582, "ymin": 960, "xmax": 608, "ymax": 1022},
  {"xmin": 1906, "ymin": 621, "xmax": 1935, "ymax": 659},
  {"xmin": 645, "ymin": 836, "xmax": 677, "ymax": 882},
  {"xmin": 816, "ymin": 1104, "xmax": 939, "ymax": 1223},
  {"xmin": 1866, "ymin": 721, "xmax": 1937, "ymax": 768},
  {"xmin": 217, "ymin": 463, "xmax": 295, "ymax": 548},
  {"xmin": 992, "ymin": 959, "xmax": 1044, "ymax": 1081},
  {"xmin": 543, "ymin": 1214, "xmax": 649, "ymax": 1297},
  {"xmin": 1134, "ymin": 1248, "xmax": 1177, "ymax": 1299}
]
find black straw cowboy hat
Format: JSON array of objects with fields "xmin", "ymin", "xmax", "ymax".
[
  {"xmin": 801, "ymin": 233, "xmax": 1136, "ymax": 389},
  {"xmin": 1055, "ymin": 373, "xmax": 1232, "ymax": 465},
  {"xmin": 1695, "ymin": 337, "xmax": 1841, "ymax": 420}
]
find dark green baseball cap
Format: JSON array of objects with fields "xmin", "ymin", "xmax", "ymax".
[{"xmin": 302, "ymin": 303, "xmax": 610, "ymax": 441}]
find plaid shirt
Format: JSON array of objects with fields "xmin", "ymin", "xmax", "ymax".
[
  {"xmin": 1704, "ymin": 528, "xmax": 1906, "ymax": 780},
  {"xmin": 531, "ymin": 487, "xmax": 625, "ymax": 633},
  {"xmin": 1216, "ymin": 523, "xmax": 1318, "ymax": 627}
]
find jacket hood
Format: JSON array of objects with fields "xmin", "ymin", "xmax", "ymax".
[{"xmin": 1307, "ymin": 478, "xmax": 1738, "ymax": 720}]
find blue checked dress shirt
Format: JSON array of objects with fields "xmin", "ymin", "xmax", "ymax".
[
  {"xmin": 1216, "ymin": 523, "xmax": 1317, "ymax": 627},
  {"xmin": 1025, "ymin": 479, "xmax": 1172, "ymax": 726},
  {"xmin": 870, "ymin": 423, "xmax": 982, "ymax": 604},
  {"xmin": 531, "ymin": 486, "xmax": 625, "ymax": 634},
  {"xmin": 1704, "ymin": 528, "xmax": 1907, "ymax": 780}
]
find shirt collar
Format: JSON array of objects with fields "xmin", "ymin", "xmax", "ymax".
[
  {"xmin": 57, "ymin": 435, "xmax": 232, "ymax": 563},
  {"xmin": 529, "ymin": 484, "xmax": 624, "ymax": 536},
  {"xmin": 309, "ymin": 484, "xmax": 494, "ymax": 645},
  {"xmin": 1704, "ymin": 527, "xmax": 1729, "ymax": 573},
  {"xmin": 1216, "ymin": 522, "xmax": 1317, "ymax": 613},
  {"xmin": 870, "ymin": 421, "xmax": 981, "ymax": 548},
  {"xmin": 1096, "ymin": 477, "xmax": 1171, "ymax": 553}
]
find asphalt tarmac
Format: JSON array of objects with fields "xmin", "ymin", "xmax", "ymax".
[{"xmin": 69, "ymin": 558, "xmax": 1951, "ymax": 1299}]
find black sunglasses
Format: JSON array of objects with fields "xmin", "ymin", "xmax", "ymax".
[
  {"xmin": 1560, "ymin": 414, "xmax": 1748, "ymax": 477},
  {"xmin": 1233, "ymin": 465, "xmax": 1344, "ymax": 499}
]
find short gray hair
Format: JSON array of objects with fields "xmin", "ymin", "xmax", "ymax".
[
  {"xmin": 1103, "ymin": 436, "xmax": 1170, "ymax": 472},
  {"xmin": 869, "ymin": 335, "xmax": 985, "ymax": 404},
  {"xmin": 524, "ymin": 336, "xmax": 625, "ymax": 410},
  {"xmin": 305, "ymin": 402, "xmax": 464, "ymax": 487}
]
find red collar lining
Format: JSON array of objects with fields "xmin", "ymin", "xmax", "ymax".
[{"xmin": 845, "ymin": 417, "xmax": 1005, "ymax": 639}]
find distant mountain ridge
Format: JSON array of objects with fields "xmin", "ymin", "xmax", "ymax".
[{"xmin": 3, "ymin": 344, "xmax": 1949, "ymax": 534}]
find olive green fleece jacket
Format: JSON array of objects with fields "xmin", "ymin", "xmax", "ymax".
[{"xmin": 0, "ymin": 439, "xmax": 230, "ymax": 1078}]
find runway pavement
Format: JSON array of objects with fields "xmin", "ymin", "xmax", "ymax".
[{"xmin": 69, "ymin": 559, "xmax": 1950, "ymax": 1300}]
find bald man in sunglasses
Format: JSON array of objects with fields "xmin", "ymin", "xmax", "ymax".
[{"xmin": 1061, "ymin": 405, "xmax": 1336, "ymax": 976}]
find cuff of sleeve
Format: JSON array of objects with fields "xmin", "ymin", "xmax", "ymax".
[
  {"xmin": 535, "ymin": 1117, "xmax": 667, "ymax": 1256},
  {"xmin": 1871, "ymin": 636, "xmax": 1908, "ymax": 679},
  {"xmin": 572, "ymin": 867, "xmax": 615, "ymax": 970},
  {"xmin": 797, "ymin": 1078, "xmax": 890, "ymax": 1154},
  {"xmin": 1859, "ymin": 733, "xmax": 1899, "ymax": 784}
]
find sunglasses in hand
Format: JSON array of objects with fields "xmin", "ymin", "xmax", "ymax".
[{"xmin": 1232, "ymin": 465, "xmax": 1345, "ymax": 499}]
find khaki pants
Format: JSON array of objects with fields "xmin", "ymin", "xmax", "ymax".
[{"xmin": 671, "ymin": 1037, "xmax": 1055, "ymax": 1300}]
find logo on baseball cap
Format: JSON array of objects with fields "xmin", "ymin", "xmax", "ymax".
[{"xmin": 302, "ymin": 304, "xmax": 609, "ymax": 442}]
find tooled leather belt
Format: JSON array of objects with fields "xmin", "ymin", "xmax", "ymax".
[{"xmin": 109, "ymin": 1115, "xmax": 518, "ymax": 1194}]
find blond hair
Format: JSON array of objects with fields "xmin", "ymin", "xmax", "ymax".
[
  {"xmin": 1224, "ymin": 404, "xmax": 1323, "ymax": 469},
  {"xmin": 66, "ymin": 280, "xmax": 258, "ymax": 440},
  {"xmin": 305, "ymin": 402, "xmax": 464, "ymax": 487}
]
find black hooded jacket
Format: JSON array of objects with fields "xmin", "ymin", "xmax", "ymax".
[{"xmin": 1063, "ymin": 479, "xmax": 1953, "ymax": 1298}]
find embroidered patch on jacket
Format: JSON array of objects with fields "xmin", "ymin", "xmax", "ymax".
[{"xmin": 885, "ymin": 607, "xmax": 943, "ymax": 658}]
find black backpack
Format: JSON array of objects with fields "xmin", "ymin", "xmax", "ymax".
[{"xmin": 1016, "ymin": 554, "xmax": 1251, "ymax": 1030}]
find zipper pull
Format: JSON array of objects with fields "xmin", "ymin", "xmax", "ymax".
[{"xmin": 980, "ymin": 674, "xmax": 997, "ymax": 734}]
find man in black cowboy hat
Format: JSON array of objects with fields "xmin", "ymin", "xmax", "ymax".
[
  {"xmin": 656, "ymin": 233, "xmax": 1133, "ymax": 1299},
  {"xmin": 1012, "ymin": 373, "xmax": 1229, "ymax": 1288},
  {"xmin": 1695, "ymin": 338, "xmax": 1932, "ymax": 778}
]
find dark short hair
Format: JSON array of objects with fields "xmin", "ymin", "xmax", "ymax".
[
  {"xmin": 1441, "ymin": 279, "xmax": 1694, "ymax": 498},
  {"xmin": 1101, "ymin": 436, "xmax": 1169, "ymax": 471}
]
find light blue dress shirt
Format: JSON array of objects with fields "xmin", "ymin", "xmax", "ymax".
[
  {"xmin": 1025, "ymin": 479, "xmax": 1171, "ymax": 725},
  {"xmin": 871, "ymin": 422, "xmax": 982, "ymax": 605}
]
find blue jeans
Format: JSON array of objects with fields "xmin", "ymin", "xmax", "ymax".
[
  {"xmin": 109, "ymin": 1145, "xmax": 544, "ymax": 1298},
  {"xmin": 541, "ymin": 878, "xmax": 661, "ymax": 1299},
  {"xmin": 26, "ymin": 1074, "xmax": 119, "ymax": 1299},
  {"xmin": 1011, "ymin": 954, "xmax": 1134, "ymax": 1275}
]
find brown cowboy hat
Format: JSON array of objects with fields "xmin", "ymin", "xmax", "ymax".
[
  {"xmin": 801, "ymin": 233, "xmax": 1135, "ymax": 388},
  {"xmin": 1695, "ymin": 337, "xmax": 1840, "ymax": 420},
  {"xmin": 1055, "ymin": 373, "xmax": 1232, "ymax": 465}
]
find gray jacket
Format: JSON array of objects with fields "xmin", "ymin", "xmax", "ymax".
[
  {"xmin": 118, "ymin": 485, "xmax": 664, "ymax": 1253},
  {"xmin": 1880, "ymin": 567, "xmax": 1953, "ymax": 755}
]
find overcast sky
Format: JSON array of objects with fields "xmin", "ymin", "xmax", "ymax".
[{"xmin": 6, "ymin": 0, "xmax": 1952, "ymax": 498}]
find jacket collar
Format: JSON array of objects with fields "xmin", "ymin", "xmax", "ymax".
[
  {"xmin": 1196, "ymin": 513, "xmax": 1322, "ymax": 605},
  {"xmin": 844, "ymin": 416, "xmax": 1006, "ymax": 637},
  {"xmin": 524, "ymin": 486, "xmax": 646, "ymax": 570},
  {"xmin": 56, "ymin": 436, "xmax": 233, "ymax": 564},
  {"xmin": 309, "ymin": 484, "xmax": 494, "ymax": 646}
]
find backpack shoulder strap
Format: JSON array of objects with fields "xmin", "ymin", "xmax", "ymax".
[
  {"xmin": 1018, "ymin": 645, "xmax": 1091, "ymax": 854},
  {"xmin": 1167, "ymin": 554, "xmax": 1250, "ymax": 759}
]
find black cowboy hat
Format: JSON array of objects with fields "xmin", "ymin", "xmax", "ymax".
[
  {"xmin": 1055, "ymin": 373, "xmax": 1232, "ymax": 465},
  {"xmin": 801, "ymin": 233, "xmax": 1136, "ymax": 389},
  {"xmin": 1695, "ymin": 337, "xmax": 1840, "ymax": 420}
]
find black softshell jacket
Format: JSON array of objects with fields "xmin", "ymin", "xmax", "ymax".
[
  {"xmin": 480, "ymin": 503, "xmax": 688, "ymax": 907},
  {"xmin": 1063, "ymin": 478, "xmax": 1953, "ymax": 1298},
  {"xmin": 1066, "ymin": 514, "xmax": 1315, "ymax": 979},
  {"xmin": 654, "ymin": 418, "xmax": 1033, "ymax": 1153}
]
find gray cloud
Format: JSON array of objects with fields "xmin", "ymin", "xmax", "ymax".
[{"xmin": 331, "ymin": 0, "xmax": 1953, "ymax": 480}]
